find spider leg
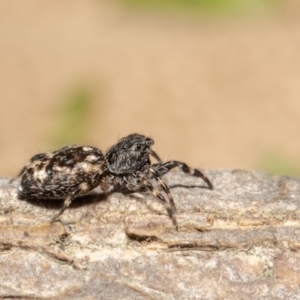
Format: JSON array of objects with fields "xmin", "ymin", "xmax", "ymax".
[
  {"xmin": 143, "ymin": 179, "xmax": 178, "ymax": 231},
  {"xmin": 150, "ymin": 168, "xmax": 176, "ymax": 213},
  {"xmin": 50, "ymin": 171, "xmax": 109, "ymax": 222},
  {"xmin": 152, "ymin": 160, "xmax": 213, "ymax": 190},
  {"xmin": 9, "ymin": 166, "xmax": 27, "ymax": 183},
  {"xmin": 149, "ymin": 149, "xmax": 163, "ymax": 163},
  {"xmin": 50, "ymin": 192, "xmax": 78, "ymax": 223}
]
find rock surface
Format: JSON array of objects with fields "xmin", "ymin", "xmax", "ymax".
[{"xmin": 0, "ymin": 169, "xmax": 300, "ymax": 299}]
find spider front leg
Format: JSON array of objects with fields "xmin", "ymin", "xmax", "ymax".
[
  {"xmin": 143, "ymin": 179, "xmax": 178, "ymax": 231},
  {"xmin": 152, "ymin": 160, "xmax": 213, "ymax": 190},
  {"xmin": 150, "ymin": 168, "xmax": 176, "ymax": 213},
  {"xmin": 149, "ymin": 149, "xmax": 163, "ymax": 163}
]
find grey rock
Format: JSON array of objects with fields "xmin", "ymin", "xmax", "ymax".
[{"xmin": 0, "ymin": 169, "xmax": 300, "ymax": 299}]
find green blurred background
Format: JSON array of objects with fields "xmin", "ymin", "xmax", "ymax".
[{"xmin": 0, "ymin": 0, "xmax": 300, "ymax": 177}]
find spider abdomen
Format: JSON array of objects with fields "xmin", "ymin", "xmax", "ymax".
[{"xmin": 18, "ymin": 145, "xmax": 106, "ymax": 200}]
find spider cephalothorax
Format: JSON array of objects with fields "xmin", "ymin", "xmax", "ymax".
[
  {"xmin": 105, "ymin": 133, "xmax": 154, "ymax": 174},
  {"xmin": 11, "ymin": 133, "xmax": 213, "ymax": 230}
]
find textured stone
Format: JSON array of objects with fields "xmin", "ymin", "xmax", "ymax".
[{"xmin": 0, "ymin": 169, "xmax": 300, "ymax": 299}]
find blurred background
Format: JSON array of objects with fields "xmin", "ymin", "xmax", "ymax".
[{"xmin": 1, "ymin": 0, "xmax": 300, "ymax": 177}]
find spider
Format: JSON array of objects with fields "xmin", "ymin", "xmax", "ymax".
[{"xmin": 11, "ymin": 134, "xmax": 213, "ymax": 230}]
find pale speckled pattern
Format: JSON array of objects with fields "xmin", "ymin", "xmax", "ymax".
[{"xmin": 1, "ymin": 169, "xmax": 300, "ymax": 299}]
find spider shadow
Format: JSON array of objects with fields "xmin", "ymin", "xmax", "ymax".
[
  {"xmin": 168, "ymin": 184, "xmax": 209, "ymax": 189},
  {"xmin": 18, "ymin": 183, "xmax": 209, "ymax": 213},
  {"xmin": 18, "ymin": 192, "xmax": 109, "ymax": 212},
  {"xmin": 116, "ymin": 183, "xmax": 209, "ymax": 202}
]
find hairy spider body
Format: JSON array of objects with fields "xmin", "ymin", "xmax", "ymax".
[
  {"xmin": 12, "ymin": 133, "xmax": 213, "ymax": 229},
  {"xmin": 17, "ymin": 145, "xmax": 107, "ymax": 199}
]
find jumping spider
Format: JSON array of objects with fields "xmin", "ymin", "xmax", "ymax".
[{"xmin": 11, "ymin": 134, "xmax": 213, "ymax": 230}]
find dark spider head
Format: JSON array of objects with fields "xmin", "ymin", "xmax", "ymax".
[{"xmin": 105, "ymin": 133, "xmax": 154, "ymax": 174}]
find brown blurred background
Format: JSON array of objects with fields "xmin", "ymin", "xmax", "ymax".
[{"xmin": 1, "ymin": 0, "xmax": 300, "ymax": 177}]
